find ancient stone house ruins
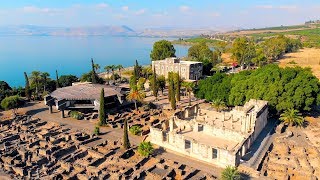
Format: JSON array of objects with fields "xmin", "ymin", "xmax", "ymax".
[{"xmin": 150, "ymin": 99, "xmax": 268, "ymax": 168}]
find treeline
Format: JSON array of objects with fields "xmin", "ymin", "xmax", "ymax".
[
  {"xmin": 195, "ymin": 65, "xmax": 320, "ymax": 114},
  {"xmin": 231, "ymin": 35, "xmax": 302, "ymax": 67}
]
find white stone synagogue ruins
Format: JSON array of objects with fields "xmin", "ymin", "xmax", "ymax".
[{"xmin": 150, "ymin": 99, "xmax": 268, "ymax": 167}]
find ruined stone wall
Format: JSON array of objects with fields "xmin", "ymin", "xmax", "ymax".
[{"xmin": 150, "ymin": 127, "xmax": 236, "ymax": 168}]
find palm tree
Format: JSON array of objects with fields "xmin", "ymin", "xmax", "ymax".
[
  {"xmin": 94, "ymin": 63, "xmax": 101, "ymax": 73},
  {"xmin": 138, "ymin": 141, "xmax": 154, "ymax": 157},
  {"xmin": 104, "ymin": 65, "xmax": 112, "ymax": 84},
  {"xmin": 212, "ymin": 99, "xmax": 226, "ymax": 112},
  {"xmin": 117, "ymin": 65, "xmax": 124, "ymax": 82},
  {"xmin": 280, "ymin": 108, "xmax": 304, "ymax": 127},
  {"xmin": 110, "ymin": 65, "xmax": 116, "ymax": 83},
  {"xmin": 182, "ymin": 81, "xmax": 195, "ymax": 106},
  {"xmin": 30, "ymin": 71, "xmax": 41, "ymax": 99},
  {"xmin": 41, "ymin": 72, "xmax": 50, "ymax": 92},
  {"xmin": 127, "ymin": 88, "xmax": 145, "ymax": 110},
  {"xmin": 221, "ymin": 166, "xmax": 240, "ymax": 180}
]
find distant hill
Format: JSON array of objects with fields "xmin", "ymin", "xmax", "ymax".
[
  {"xmin": 0, "ymin": 25, "xmax": 137, "ymax": 36},
  {"xmin": 0, "ymin": 25, "xmax": 223, "ymax": 37}
]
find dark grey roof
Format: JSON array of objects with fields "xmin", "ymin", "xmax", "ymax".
[{"xmin": 50, "ymin": 83, "xmax": 123, "ymax": 101}]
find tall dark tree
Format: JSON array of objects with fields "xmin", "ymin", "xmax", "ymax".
[
  {"xmin": 169, "ymin": 78, "xmax": 176, "ymax": 110},
  {"xmin": 134, "ymin": 60, "xmax": 141, "ymax": 79},
  {"xmin": 123, "ymin": 119, "xmax": 130, "ymax": 149},
  {"xmin": 150, "ymin": 67, "xmax": 159, "ymax": 100},
  {"xmin": 174, "ymin": 73, "xmax": 181, "ymax": 102},
  {"xmin": 99, "ymin": 88, "xmax": 106, "ymax": 126},
  {"xmin": 55, "ymin": 70, "xmax": 60, "ymax": 89},
  {"xmin": 91, "ymin": 58, "xmax": 97, "ymax": 84},
  {"xmin": 24, "ymin": 72, "xmax": 31, "ymax": 101}
]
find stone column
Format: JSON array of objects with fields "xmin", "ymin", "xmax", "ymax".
[
  {"xmin": 169, "ymin": 117, "xmax": 174, "ymax": 132},
  {"xmin": 61, "ymin": 110, "xmax": 65, "ymax": 118},
  {"xmin": 49, "ymin": 105, "xmax": 53, "ymax": 114}
]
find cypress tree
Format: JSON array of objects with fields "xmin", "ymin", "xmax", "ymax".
[
  {"xmin": 99, "ymin": 88, "xmax": 106, "ymax": 126},
  {"xmin": 134, "ymin": 60, "xmax": 141, "ymax": 79},
  {"xmin": 169, "ymin": 77, "xmax": 176, "ymax": 110},
  {"xmin": 24, "ymin": 72, "xmax": 31, "ymax": 101},
  {"xmin": 151, "ymin": 67, "xmax": 158, "ymax": 99},
  {"xmin": 168, "ymin": 72, "xmax": 172, "ymax": 102},
  {"xmin": 91, "ymin": 58, "xmax": 97, "ymax": 84},
  {"xmin": 123, "ymin": 119, "xmax": 130, "ymax": 149},
  {"xmin": 174, "ymin": 73, "xmax": 181, "ymax": 102},
  {"xmin": 55, "ymin": 70, "xmax": 60, "ymax": 88}
]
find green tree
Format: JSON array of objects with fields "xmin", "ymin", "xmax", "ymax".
[
  {"xmin": 58, "ymin": 75, "xmax": 79, "ymax": 87},
  {"xmin": 24, "ymin": 72, "xmax": 31, "ymax": 100},
  {"xmin": 221, "ymin": 166, "xmax": 240, "ymax": 180},
  {"xmin": 231, "ymin": 37, "xmax": 256, "ymax": 66},
  {"xmin": 55, "ymin": 70, "xmax": 60, "ymax": 89},
  {"xmin": 137, "ymin": 77, "xmax": 146, "ymax": 91},
  {"xmin": 188, "ymin": 42, "xmax": 214, "ymax": 75},
  {"xmin": 80, "ymin": 71, "xmax": 104, "ymax": 84},
  {"xmin": 41, "ymin": 72, "xmax": 50, "ymax": 92},
  {"xmin": 182, "ymin": 81, "xmax": 195, "ymax": 106},
  {"xmin": 110, "ymin": 65, "xmax": 116, "ymax": 83},
  {"xmin": 157, "ymin": 75, "xmax": 166, "ymax": 95},
  {"xmin": 138, "ymin": 141, "xmax": 154, "ymax": 157},
  {"xmin": 252, "ymin": 48, "xmax": 267, "ymax": 67},
  {"xmin": 195, "ymin": 73, "xmax": 232, "ymax": 104},
  {"xmin": 150, "ymin": 67, "xmax": 159, "ymax": 99},
  {"xmin": 94, "ymin": 63, "xmax": 100, "ymax": 73},
  {"xmin": 212, "ymin": 50, "xmax": 222, "ymax": 65},
  {"xmin": 169, "ymin": 75, "xmax": 176, "ymax": 110},
  {"xmin": 150, "ymin": 40, "xmax": 176, "ymax": 61},
  {"xmin": 174, "ymin": 73, "xmax": 181, "ymax": 102},
  {"xmin": 99, "ymin": 88, "xmax": 106, "ymax": 126},
  {"xmin": 129, "ymin": 125, "xmax": 142, "ymax": 135},
  {"xmin": 280, "ymin": 108, "xmax": 304, "ymax": 127},
  {"xmin": 123, "ymin": 119, "xmax": 130, "ymax": 149},
  {"xmin": 1, "ymin": 96, "xmax": 24, "ymax": 118},
  {"xmin": 129, "ymin": 75, "xmax": 138, "ymax": 90},
  {"xmin": 91, "ymin": 58, "xmax": 97, "ymax": 84},
  {"xmin": 30, "ymin": 71, "xmax": 42, "ymax": 99},
  {"xmin": 134, "ymin": 60, "xmax": 142, "ymax": 79}
]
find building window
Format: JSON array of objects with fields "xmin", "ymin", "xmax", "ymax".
[
  {"xmin": 212, "ymin": 148, "xmax": 218, "ymax": 159},
  {"xmin": 185, "ymin": 140, "xmax": 191, "ymax": 149},
  {"xmin": 198, "ymin": 124, "xmax": 204, "ymax": 131}
]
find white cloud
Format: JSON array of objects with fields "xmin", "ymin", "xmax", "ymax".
[
  {"xmin": 255, "ymin": 5, "xmax": 273, "ymax": 9},
  {"xmin": 179, "ymin": 6, "xmax": 190, "ymax": 12},
  {"xmin": 135, "ymin": 9, "xmax": 146, "ymax": 15},
  {"xmin": 122, "ymin": 6, "xmax": 129, "ymax": 11},
  {"xmin": 96, "ymin": 3, "xmax": 109, "ymax": 9},
  {"xmin": 278, "ymin": 6, "xmax": 297, "ymax": 10},
  {"xmin": 255, "ymin": 5, "xmax": 297, "ymax": 11},
  {"xmin": 21, "ymin": 6, "xmax": 60, "ymax": 14}
]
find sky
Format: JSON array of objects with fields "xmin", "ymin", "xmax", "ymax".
[{"xmin": 0, "ymin": 0, "xmax": 319, "ymax": 30}]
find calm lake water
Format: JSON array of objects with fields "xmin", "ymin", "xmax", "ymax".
[{"xmin": 0, "ymin": 36, "xmax": 189, "ymax": 87}]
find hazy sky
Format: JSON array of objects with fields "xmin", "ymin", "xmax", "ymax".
[{"xmin": 1, "ymin": 0, "xmax": 319, "ymax": 29}]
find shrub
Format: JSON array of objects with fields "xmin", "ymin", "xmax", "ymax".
[
  {"xmin": 221, "ymin": 166, "xmax": 240, "ymax": 180},
  {"xmin": 94, "ymin": 126, "xmax": 100, "ymax": 135},
  {"xmin": 69, "ymin": 111, "xmax": 84, "ymax": 120},
  {"xmin": 138, "ymin": 141, "xmax": 154, "ymax": 157},
  {"xmin": 129, "ymin": 125, "xmax": 142, "ymax": 135}
]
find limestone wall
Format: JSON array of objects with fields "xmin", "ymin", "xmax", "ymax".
[{"xmin": 150, "ymin": 127, "xmax": 236, "ymax": 167}]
